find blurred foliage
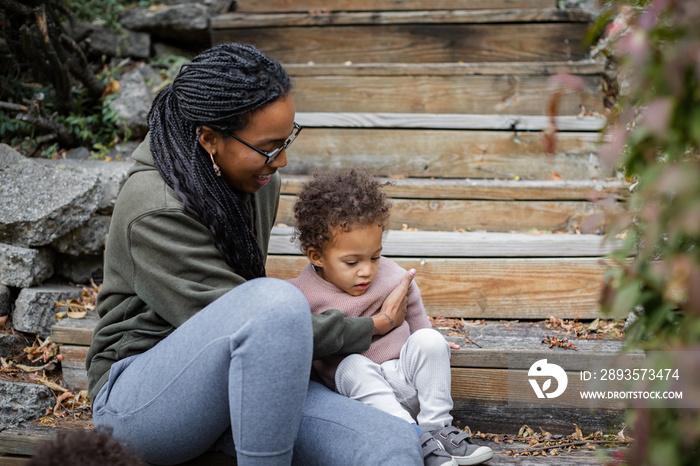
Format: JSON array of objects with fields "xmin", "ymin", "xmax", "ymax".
[
  {"xmin": 594, "ymin": 0, "xmax": 700, "ymax": 464},
  {"xmin": 67, "ymin": 0, "xmax": 150, "ymax": 27},
  {"xmin": 0, "ymin": 1, "xmax": 184, "ymax": 158}
]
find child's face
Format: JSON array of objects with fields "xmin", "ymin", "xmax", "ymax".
[{"xmin": 308, "ymin": 223, "xmax": 383, "ymax": 296}]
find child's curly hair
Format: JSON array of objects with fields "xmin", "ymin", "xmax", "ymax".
[{"xmin": 293, "ymin": 168, "xmax": 392, "ymax": 253}]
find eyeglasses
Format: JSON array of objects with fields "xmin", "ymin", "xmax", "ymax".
[{"xmin": 230, "ymin": 122, "xmax": 302, "ymax": 165}]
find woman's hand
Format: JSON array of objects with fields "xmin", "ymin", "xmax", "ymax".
[{"xmin": 372, "ymin": 268, "xmax": 416, "ymax": 335}]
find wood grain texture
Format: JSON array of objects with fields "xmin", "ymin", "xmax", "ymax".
[
  {"xmin": 235, "ymin": 0, "xmax": 556, "ymax": 13},
  {"xmin": 295, "ymin": 112, "xmax": 607, "ymax": 131},
  {"xmin": 290, "ymin": 74, "xmax": 602, "ymax": 115},
  {"xmin": 284, "ymin": 128, "xmax": 610, "ymax": 180},
  {"xmin": 280, "ymin": 176, "xmax": 628, "ymax": 201},
  {"xmin": 265, "ymin": 256, "xmax": 614, "ymax": 319},
  {"xmin": 277, "ymin": 195, "xmax": 622, "ymax": 233},
  {"xmin": 451, "ymin": 367, "xmax": 624, "ymax": 409},
  {"xmin": 50, "ymin": 315, "xmax": 99, "ymax": 346},
  {"xmin": 211, "ymin": 23, "xmax": 589, "ymax": 63},
  {"xmin": 452, "ymin": 401, "xmax": 625, "ymax": 437},
  {"xmin": 285, "ymin": 60, "xmax": 605, "ymax": 76},
  {"xmin": 269, "ymin": 226, "xmax": 623, "ymax": 257},
  {"xmin": 212, "ymin": 9, "xmax": 592, "ymax": 28}
]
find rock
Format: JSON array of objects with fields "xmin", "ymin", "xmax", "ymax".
[
  {"xmin": 64, "ymin": 147, "xmax": 91, "ymax": 160},
  {"xmin": 107, "ymin": 140, "xmax": 140, "ymax": 162},
  {"xmin": 119, "ymin": 3, "xmax": 211, "ymax": 49},
  {"xmin": 153, "ymin": 42, "xmax": 195, "ymax": 61},
  {"xmin": 54, "ymin": 254, "xmax": 104, "ymax": 285},
  {"xmin": 0, "ymin": 334, "xmax": 29, "ymax": 358},
  {"xmin": 35, "ymin": 158, "xmax": 133, "ymax": 215},
  {"xmin": 0, "ymin": 284, "xmax": 11, "ymax": 316},
  {"xmin": 51, "ymin": 215, "xmax": 110, "ymax": 257},
  {"xmin": 0, "ymin": 144, "xmax": 99, "ymax": 247},
  {"xmin": 109, "ymin": 67, "xmax": 153, "ymax": 139},
  {"xmin": 156, "ymin": 0, "xmax": 234, "ymax": 15},
  {"xmin": 0, "ymin": 380, "xmax": 54, "ymax": 430},
  {"xmin": 86, "ymin": 25, "xmax": 151, "ymax": 59},
  {"xmin": 12, "ymin": 285, "xmax": 83, "ymax": 338},
  {"xmin": 0, "ymin": 243, "xmax": 54, "ymax": 288}
]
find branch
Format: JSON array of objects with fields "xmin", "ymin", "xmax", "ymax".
[
  {"xmin": 11, "ymin": 93, "xmax": 76, "ymax": 146},
  {"xmin": 0, "ymin": 101, "xmax": 29, "ymax": 112},
  {"xmin": 60, "ymin": 33, "xmax": 106, "ymax": 98}
]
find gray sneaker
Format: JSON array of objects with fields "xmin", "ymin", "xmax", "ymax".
[
  {"xmin": 431, "ymin": 426, "xmax": 494, "ymax": 465},
  {"xmin": 419, "ymin": 432, "xmax": 457, "ymax": 466}
]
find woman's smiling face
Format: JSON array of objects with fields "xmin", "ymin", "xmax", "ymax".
[{"xmin": 199, "ymin": 94, "xmax": 296, "ymax": 193}]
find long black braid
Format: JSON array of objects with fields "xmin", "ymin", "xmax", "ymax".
[{"xmin": 148, "ymin": 43, "xmax": 291, "ymax": 280}]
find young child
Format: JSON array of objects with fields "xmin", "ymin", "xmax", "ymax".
[{"xmin": 288, "ymin": 168, "xmax": 493, "ymax": 466}]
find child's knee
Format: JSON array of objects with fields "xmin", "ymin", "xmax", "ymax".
[{"xmin": 409, "ymin": 328, "xmax": 450, "ymax": 355}]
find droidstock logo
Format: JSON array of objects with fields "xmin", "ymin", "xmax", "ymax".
[{"xmin": 528, "ymin": 359, "xmax": 568, "ymax": 399}]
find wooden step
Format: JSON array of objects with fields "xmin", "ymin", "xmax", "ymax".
[
  {"xmin": 286, "ymin": 62, "xmax": 604, "ymax": 115},
  {"xmin": 289, "ymin": 114, "xmax": 610, "ymax": 180},
  {"xmin": 269, "ymin": 226, "xmax": 623, "ymax": 257},
  {"xmin": 267, "ymin": 255, "xmax": 615, "ymax": 319},
  {"xmin": 0, "ymin": 422, "xmax": 628, "ymax": 464},
  {"xmin": 211, "ymin": 10, "xmax": 592, "ymax": 64},
  {"xmin": 50, "ymin": 318, "xmax": 634, "ymax": 435},
  {"xmin": 277, "ymin": 195, "xmax": 621, "ymax": 233},
  {"xmin": 234, "ymin": 0, "xmax": 557, "ymax": 13},
  {"xmin": 295, "ymin": 112, "xmax": 607, "ymax": 131},
  {"xmin": 280, "ymin": 176, "xmax": 629, "ymax": 201}
]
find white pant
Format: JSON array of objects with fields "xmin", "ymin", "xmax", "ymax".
[{"xmin": 334, "ymin": 328, "xmax": 453, "ymax": 430}]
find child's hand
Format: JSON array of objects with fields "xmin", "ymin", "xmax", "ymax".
[{"xmin": 373, "ymin": 269, "xmax": 416, "ymax": 335}]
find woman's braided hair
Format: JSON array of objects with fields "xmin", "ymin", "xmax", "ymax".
[{"xmin": 148, "ymin": 43, "xmax": 291, "ymax": 280}]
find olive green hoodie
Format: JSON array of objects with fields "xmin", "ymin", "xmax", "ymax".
[{"xmin": 86, "ymin": 137, "xmax": 374, "ymax": 402}]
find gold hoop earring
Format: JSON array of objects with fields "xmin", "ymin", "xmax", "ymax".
[{"xmin": 209, "ymin": 152, "xmax": 222, "ymax": 177}]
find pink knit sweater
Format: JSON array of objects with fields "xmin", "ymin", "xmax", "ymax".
[{"xmin": 288, "ymin": 257, "xmax": 432, "ymax": 389}]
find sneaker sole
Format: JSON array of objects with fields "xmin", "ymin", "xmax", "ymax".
[{"xmin": 453, "ymin": 447, "xmax": 494, "ymax": 465}]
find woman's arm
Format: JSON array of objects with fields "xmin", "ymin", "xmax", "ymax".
[{"xmin": 311, "ymin": 311, "xmax": 374, "ymax": 360}]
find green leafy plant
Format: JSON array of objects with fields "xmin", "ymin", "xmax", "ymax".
[{"xmin": 594, "ymin": 0, "xmax": 700, "ymax": 464}]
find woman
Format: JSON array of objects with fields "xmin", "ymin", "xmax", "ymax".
[{"xmin": 86, "ymin": 43, "xmax": 423, "ymax": 465}]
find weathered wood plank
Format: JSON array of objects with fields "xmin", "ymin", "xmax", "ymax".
[
  {"xmin": 0, "ymin": 426, "xmax": 233, "ymax": 465},
  {"xmin": 211, "ymin": 23, "xmax": 589, "ymax": 63},
  {"xmin": 59, "ymin": 345, "xmax": 89, "ymax": 391},
  {"xmin": 295, "ymin": 112, "xmax": 607, "ymax": 131},
  {"xmin": 0, "ymin": 455, "xmax": 29, "ymax": 465},
  {"xmin": 452, "ymin": 367, "xmax": 623, "ymax": 409},
  {"xmin": 442, "ymin": 321, "xmax": 640, "ymax": 370},
  {"xmin": 277, "ymin": 195, "xmax": 622, "ymax": 233},
  {"xmin": 285, "ymin": 60, "xmax": 605, "ymax": 76},
  {"xmin": 0, "ymin": 426, "xmax": 54, "ymax": 456},
  {"xmin": 266, "ymin": 256, "xmax": 613, "ymax": 319},
  {"xmin": 452, "ymin": 401, "xmax": 625, "ymax": 437},
  {"xmin": 291, "ymin": 73, "xmax": 602, "ymax": 115},
  {"xmin": 51, "ymin": 315, "xmax": 98, "ymax": 346},
  {"xmin": 269, "ymin": 227, "xmax": 623, "ymax": 258},
  {"xmin": 281, "ymin": 177, "xmax": 629, "ymax": 201},
  {"xmin": 280, "ymin": 176, "xmax": 628, "ymax": 201},
  {"xmin": 284, "ymin": 128, "xmax": 610, "ymax": 180},
  {"xmin": 212, "ymin": 9, "xmax": 592, "ymax": 28},
  {"xmin": 235, "ymin": 0, "xmax": 556, "ymax": 14}
]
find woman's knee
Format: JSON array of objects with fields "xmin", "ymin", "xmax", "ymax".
[{"xmin": 219, "ymin": 278, "xmax": 310, "ymax": 327}]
